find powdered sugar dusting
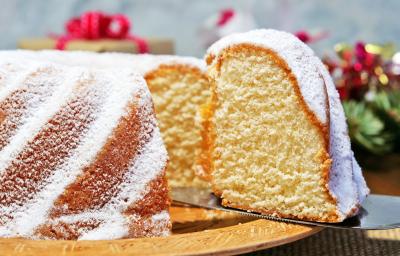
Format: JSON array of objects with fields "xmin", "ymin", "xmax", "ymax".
[
  {"xmin": 316, "ymin": 59, "xmax": 364, "ymax": 218},
  {"xmin": 207, "ymin": 29, "xmax": 327, "ymax": 125},
  {"xmin": 316, "ymin": 60, "xmax": 369, "ymax": 217},
  {"xmin": 351, "ymin": 156, "xmax": 370, "ymax": 203},
  {"xmin": 0, "ymin": 54, "xmax": 169, "ymax": 239},
  {"xmin": 79, "ymin": 212, "xmax": 129, "ymax": 240},
  {"xmin": 0, "ymin": 61, "xmax": 41, "ymax": 102},
  {"xmin": 150, "ymin": 210, "xmax": 171, "ymax": 237},
  {"xmin": 0, "ymin": 50, "xmax": 206, "ymax": 76}
]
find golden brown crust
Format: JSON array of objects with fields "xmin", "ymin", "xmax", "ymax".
[{"xmin": 203, "ymin": 43, "xmax": 338, "ymax": 219}]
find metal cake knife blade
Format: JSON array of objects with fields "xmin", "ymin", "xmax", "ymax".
[{"xmin": 172, "ymin": 187, "xmax": 400, "ymax": 230}]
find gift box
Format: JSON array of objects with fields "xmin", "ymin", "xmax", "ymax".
[
  {"xmin": 18, "ymin": 37, "xmax": 174, "ymax": 54},
  {"xmin": 18, "ymin": 11, "xmax": 174, "ymax": 54}
]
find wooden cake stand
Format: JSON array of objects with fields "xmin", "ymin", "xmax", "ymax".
[{"xmin": 0, "ymin": 206, "xmax": 322, "ymax": 255}]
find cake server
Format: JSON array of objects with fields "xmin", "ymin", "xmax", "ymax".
[{"xmin": 172, "ymin": 187, "xmax": 400, "ymax": 230}]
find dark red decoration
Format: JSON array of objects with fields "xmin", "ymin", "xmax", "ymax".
[
  {"xmin": 295, "ymin": 31, "xmax": 311, "ymax": 43},
  {"xmin": 295, "ymin": 30, "xmax": 329, "ymax": 44},
  {"xmin": 217, "ymin": 9, "xmax": 235, "ymax": 27}
]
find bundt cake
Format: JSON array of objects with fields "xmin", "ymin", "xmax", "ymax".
[
  {"xmin": 201, "ymin": 29, "xmax": 369, "ymax": 222},
  {"xmin": 0, "ymin": 55, "xmax": 170, "ymax": 239},
  {"xmin": 1, "ymin": 50, "xmax": 210, "ymax": 188}
]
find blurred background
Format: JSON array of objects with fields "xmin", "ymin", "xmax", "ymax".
[
  {"xmin": 0, "ymin": 0, "xmax": 399, "ymax": 56},
  {"xmin": 0, "ymin": 0, "xmax": 399, "ymax": 195}
]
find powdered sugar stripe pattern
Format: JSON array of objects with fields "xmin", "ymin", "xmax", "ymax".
[
  {"xmin": 0, "ymin": 86, "xmax": 103, "ymax": 235},
  {"xmin": 107, "ymin": 107, "xmax": 168, "ymax": 212},
  {"xmin": 47, "ymin": 103, "xmax": 153, "ymax": 218},
  {"xmin": 0, "ymin": 55, "xmax": 170, "ymax": 240}
]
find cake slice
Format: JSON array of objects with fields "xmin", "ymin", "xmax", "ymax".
[
  {"xmin": 0, "ymin": 55, "xmax": 170, "ymax": 239},
  {"xmin": 201, "ymin": 29, "xmax": 369, "ymax": 222},
  {"xmin": 0, "ymin": 50, "xmax": 210, "ymax": 188}
]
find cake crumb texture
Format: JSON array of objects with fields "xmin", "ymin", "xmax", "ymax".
[{"xmin": 145, "ymin": 65, "xmax": 210, "ymax": 188}]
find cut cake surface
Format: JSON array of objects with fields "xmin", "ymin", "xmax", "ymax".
[{"xmin": 202, "ymin": 29, "xmax": 369, "ymax": 222}]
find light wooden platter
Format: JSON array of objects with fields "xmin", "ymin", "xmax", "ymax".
[{"xmin": 0, "ymin": 206, "xmax": 322, "ymax": 255}]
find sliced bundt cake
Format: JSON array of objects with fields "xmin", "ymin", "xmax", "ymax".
[
  {"xmin": 1, "ymin": 50, "xmax": 210, "ymax": 188},
  {"xmin": 201, "ymin": 29, "xmax": 369, "ymax": 222},
  {"xmin": 0, "ymin": 54, "xmax": 170, "ymax": 239}
]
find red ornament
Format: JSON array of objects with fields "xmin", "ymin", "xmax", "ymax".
[
  {"xmin": 295, "ymin": 31, "xmax": 311, "ymax": 43},
  {"xmin": 337, "ymin": 86, "xmax": 348, "ymax": 100},
  {"xmin": 355, "ymin": 42, "xmax": 367, "ymax": 62},
  {"xmin": 217, "ymin": 9, "xmax": 235, "ymax": 27},
  {"xmin": 295, "ymin": 30, "xmax": 329, "ymax": 44},
  {"xmin": 353, "ymin": 62, "xmax": 363, "ymax": 72}
]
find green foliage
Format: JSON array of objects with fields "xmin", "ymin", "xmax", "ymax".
[
  {"xmin": 373, "ymin": 90, "xmax": 400, "ymax": 127},
  {"xmin": 343, "ymin": 100, "xmax": 394, "ymax": 155}
]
